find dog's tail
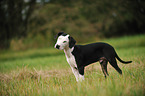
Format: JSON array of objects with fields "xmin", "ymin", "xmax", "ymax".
[{"xmin": 115, "ymin": 53, "xmax": 132, "ymax": 64}]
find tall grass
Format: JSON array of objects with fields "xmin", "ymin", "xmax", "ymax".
[{"xmin": 0, "ymin": 34, "xmax": 145, "ymax": 96}]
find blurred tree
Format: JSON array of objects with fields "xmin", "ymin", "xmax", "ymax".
[
  {"xmin": 1, "ymin": 0, "xmax": 145, "ymax": 49},
  {"xmin": 104, "ymin": 0, "xmax": 145, "ymax": 37},
  {"xmin": 0, "ymin": 0, "xmax": 36, "ymax": 49},
  {"xmin": 48, "ymin": 0, "xmax": 145, "ymax": 37}
]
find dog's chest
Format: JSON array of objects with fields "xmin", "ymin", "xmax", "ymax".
[{"xmin": 64, "ymin": 49, "xmax": 77, "ymax": 68}]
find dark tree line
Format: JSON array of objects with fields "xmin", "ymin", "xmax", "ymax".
[
  {"xmin": 0, "ymin": 0, "xmax": 145, "ymax": 49},
  {"xmin": 49, "ymin": 0, "xmax": 145, "ymax": 37},
  {"xmin": 0, "ymin": 0, "xmax": 36, "ymax": 49}
]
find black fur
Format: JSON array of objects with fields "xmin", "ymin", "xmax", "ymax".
[
  {"xmin": 71, "ymin": 42, "xmax": 132, "ymax": 77},
  {"xmin": 69, "ymin": 36, "xmax": 76, "ymax": 48}
]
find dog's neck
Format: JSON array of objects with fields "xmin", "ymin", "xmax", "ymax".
[{"xmin": 64, "ymin": 46, "xmax": 74, "ymax": 58}]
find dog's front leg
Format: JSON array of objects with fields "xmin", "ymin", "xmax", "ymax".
[
  {"xmin": 79, "ymin": 74, "xmax": 84, "ymax": 81},
  {"xmin": 71, "ymin": 67, "xmax": 80, "ymax": 82},
  {"xmin": 78, "ymin": 67, "xmax": 84, "ymax": 81},
  {"xmin": 71, "ymin": 67, "xmax": 84, "ymax": 82}
]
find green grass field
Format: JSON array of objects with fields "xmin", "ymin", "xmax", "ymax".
[{"xmin": 0, "ymin": 34, "xmax": 145, "ymax": 96}]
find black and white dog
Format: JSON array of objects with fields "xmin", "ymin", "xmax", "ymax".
[{"xmin": 54, "ymin": 32, "xmax": 132, "ymax": 82}]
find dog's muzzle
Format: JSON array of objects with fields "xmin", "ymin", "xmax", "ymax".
[{"xmin": 55, "ymin": 45, "xmax": 60, "ymax": 49}]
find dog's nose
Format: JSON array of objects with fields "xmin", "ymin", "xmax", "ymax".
[{"xmin": 56, "ymin": 45, "xmax": 60, "ymax": 49}]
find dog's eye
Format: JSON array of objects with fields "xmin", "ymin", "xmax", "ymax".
[{"xmin": 63, "ymin": 41, "xmax": 67, "ymax": 43}]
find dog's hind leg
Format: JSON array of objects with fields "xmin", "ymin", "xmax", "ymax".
[
  {"xmin": 108, "ymin": 58, "xmax": 122, "ymax": 74},
  {"xmin": 99, "ymin": 57, "xmax": 109, "ymax": 78}
]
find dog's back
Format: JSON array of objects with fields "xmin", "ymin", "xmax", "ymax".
[{"xmin": 72, "ymin": 42, "xmax": 114, "ymax": 66}]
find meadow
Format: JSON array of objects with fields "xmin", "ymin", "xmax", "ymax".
[{"xmin": 0, "ymin": 34, "xmax": 145, "ymax": 96}]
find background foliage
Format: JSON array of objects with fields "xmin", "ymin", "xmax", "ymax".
[{"xmin": 0, "ymin": 0, "xmax": 145, "ymax": 49}]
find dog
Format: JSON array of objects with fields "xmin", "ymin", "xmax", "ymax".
[{"xmin": 54, "ymin": 32, "xmax": 132, "ymax": 82}]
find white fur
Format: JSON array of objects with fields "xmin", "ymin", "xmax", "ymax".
[{"xmin": 54, "ymin": 35, "xmax": 69, "ymax": 50}]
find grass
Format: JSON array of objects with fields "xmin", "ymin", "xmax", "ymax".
[{"xmin": 0, "ymin": 34, "xmax": 145, "ymax": 96}]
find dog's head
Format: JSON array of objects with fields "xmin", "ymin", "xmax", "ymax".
[{"xmin": 54, "ymin": 32, "xmax": 76, "ymax": 50}]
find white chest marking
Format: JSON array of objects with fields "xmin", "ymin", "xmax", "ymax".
[
  {"xmin": 64, "ymin": 47, "xmax": 84, "ymax": 82},
  {"xmin": 64, "ymin": 47, "xmax": 77, "ymax": 68}
]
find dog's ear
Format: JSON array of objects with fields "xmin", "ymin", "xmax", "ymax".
[
  {"xmin": 58, "ymin": 32, "xmax": 64, "ymax": 37},
  {"xmin": 54, "ymin": 32, "xmax": 64, "ymax": 39},
  {"xmin": 69, "ymin": 36, "xmax": 76, "ymax": 48}
]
